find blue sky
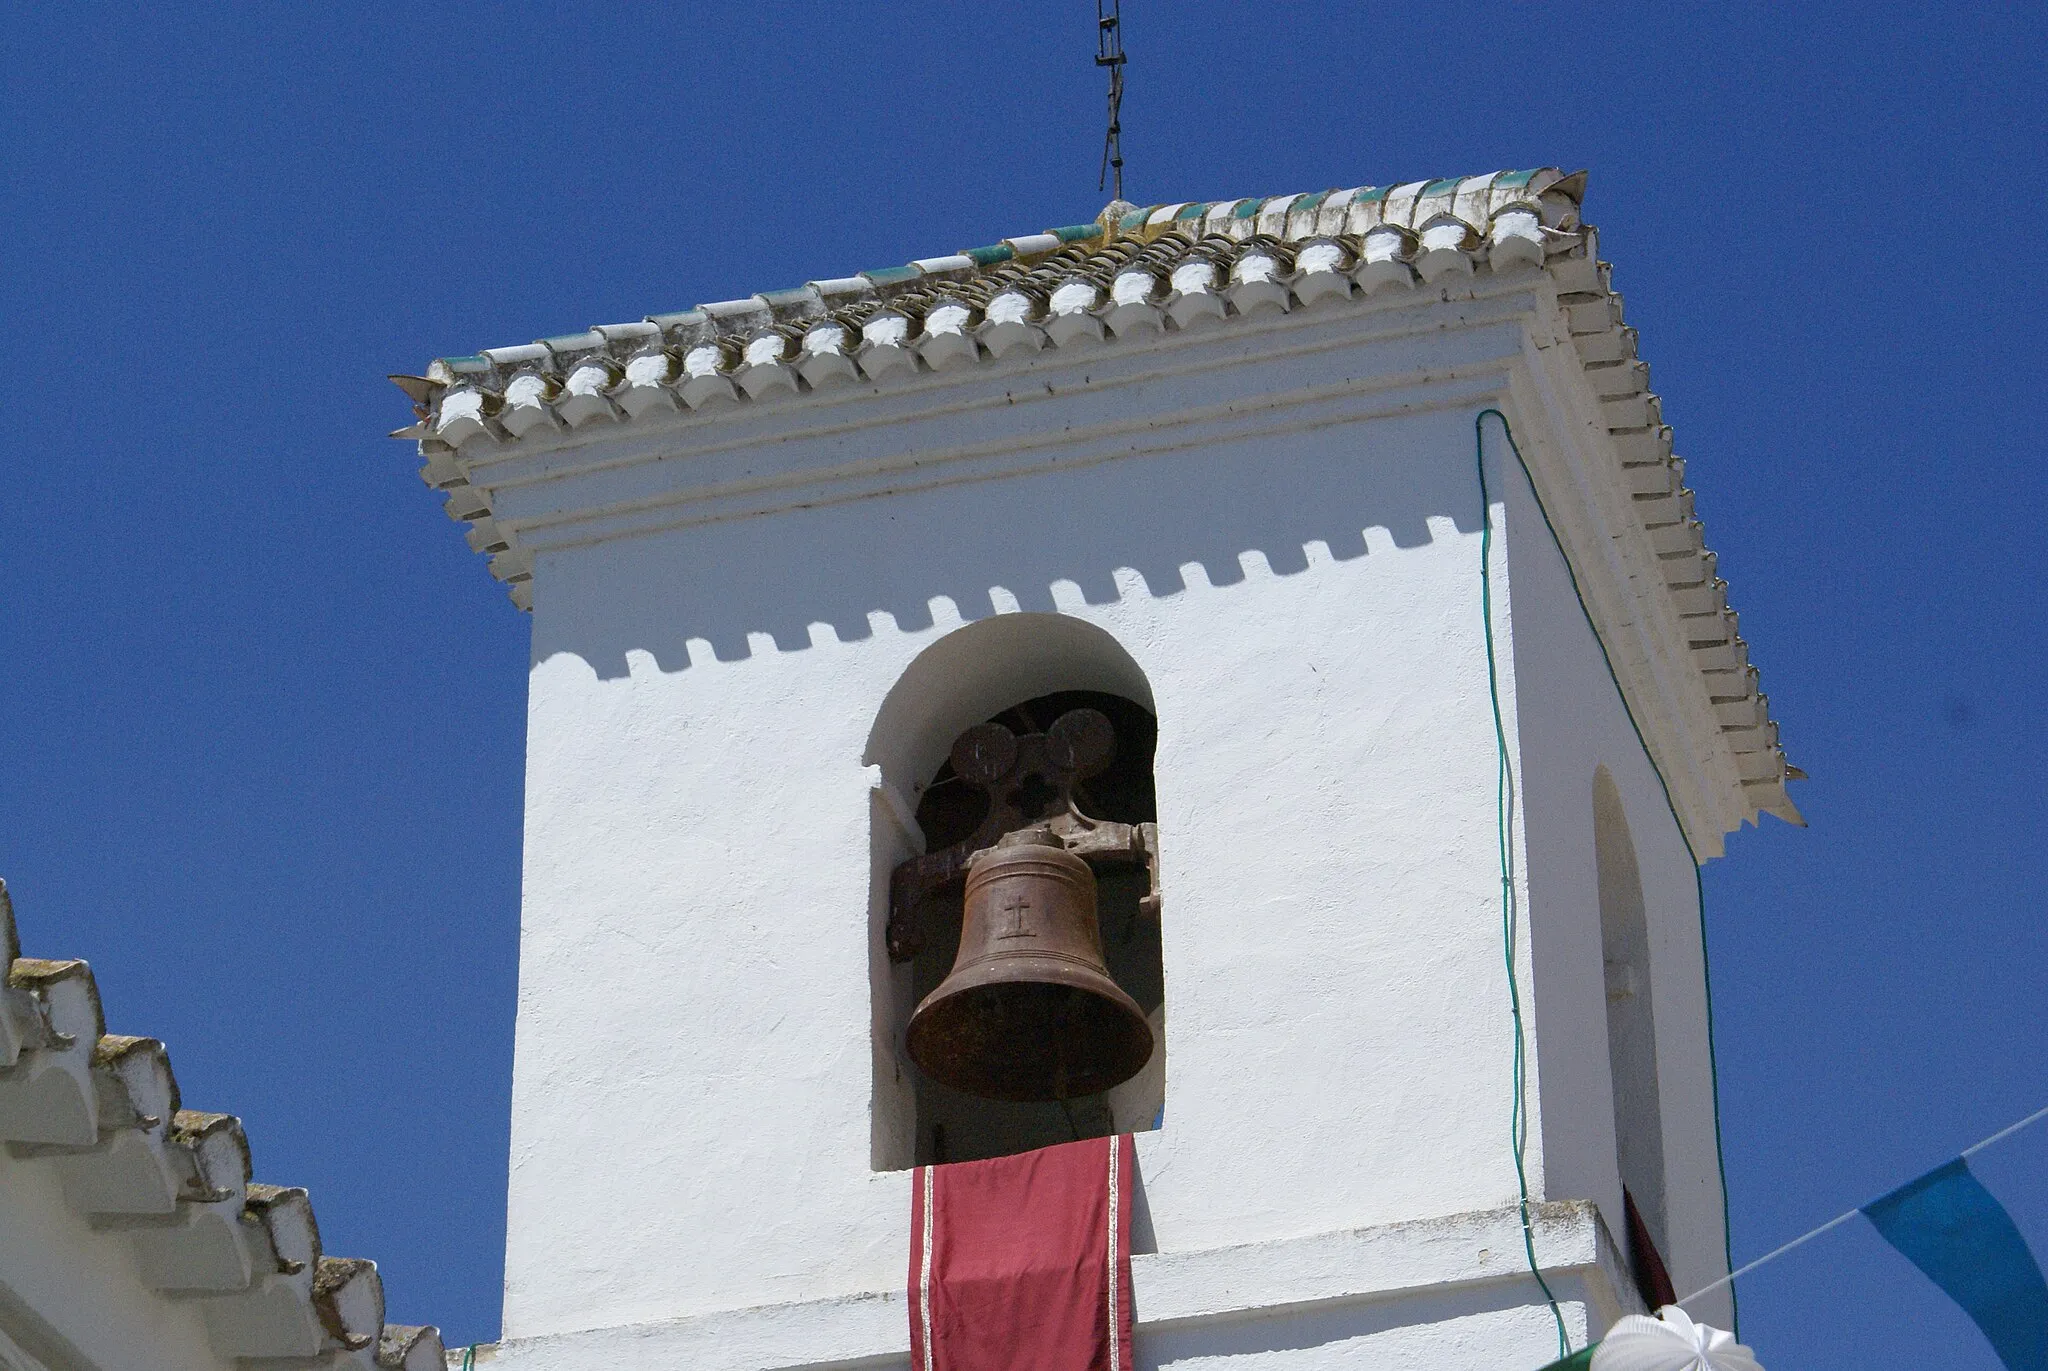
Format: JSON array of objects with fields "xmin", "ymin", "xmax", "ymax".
[{"xmin": 2, "ymin": 3, "xmax": 2043, "ymax": 1364}]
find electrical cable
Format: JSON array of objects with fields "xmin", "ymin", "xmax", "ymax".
[
  {"xmin": 1476, "ymin": 411, "xmax": 1573, "ymax": 1358},
  {"xmin": 1475, "ymin": 407, "xmax": 1745, "ymax": 1333}
]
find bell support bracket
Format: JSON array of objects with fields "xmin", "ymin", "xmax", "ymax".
[{"xmin": 887, "ymin": 708, "xmax": 1161, "ymax": 962}]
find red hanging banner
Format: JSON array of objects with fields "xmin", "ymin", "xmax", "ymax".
[{"xmin": 908, "ymin": 1134, "xmax": 1136, "ymax": 1371}]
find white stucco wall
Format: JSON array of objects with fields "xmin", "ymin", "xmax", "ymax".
[
  {"xmin": 1497, "ymin": 437, "xmax": 1735, "ymax": 1327},
  {"xmin": 501, "ymin": 397, "xmax": 1726, "ymax": 1335},
  {"xmin": 507, "ymin": 400, "xmax": 1554, "ymax": 1333},
  {"xmin": 487, "ymin": 284, "xmax": 1742, "ymax": 1365}
]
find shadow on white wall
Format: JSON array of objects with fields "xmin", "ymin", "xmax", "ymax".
[{"xmin": 530, "ymin": 410, "xmax": 1488, "ymax": 679}]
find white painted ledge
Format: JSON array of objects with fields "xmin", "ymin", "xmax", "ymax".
[{"xmin": 462, "ymin": 1201, "xmax": 1639, "ymax": 1371}]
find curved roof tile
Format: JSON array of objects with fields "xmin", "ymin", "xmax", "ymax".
[{"xmin": 0, "ymin": 879, "xmax": 447, "ymax": 1371}]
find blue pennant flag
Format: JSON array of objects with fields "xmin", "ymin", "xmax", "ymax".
[{"xmin": 1862, "ymin": 1157, "xmax": 2048, "ymax": 1369}]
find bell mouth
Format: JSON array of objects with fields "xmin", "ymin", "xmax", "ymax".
[{"xmin": 906, "ymin": 961, "xmax": 1154, "ymax": 1102}]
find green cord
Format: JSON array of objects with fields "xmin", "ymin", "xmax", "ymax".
[
  {"xmin": 1474, "ymin": 409, "xmax": 1740, "ymax": 1335},
  {"xmin": 462, "ymin": 1345, "xmax": 476, "ymax": 1371},
  {"xmin": 1476, "ymin": 411, "xmax": 1573, "ymax": 1359}
]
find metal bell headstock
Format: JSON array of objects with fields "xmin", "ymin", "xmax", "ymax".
[
  {"xmin": 945, "ymin": 707, "xmax": 1117, "ymax": 851},
  {"xmin": 888, "ymin": 708, "xmax": 1162, "ymax": 963}
]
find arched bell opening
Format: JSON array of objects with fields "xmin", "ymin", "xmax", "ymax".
[
  {"xmin": 865, "ymin": 615, "xmax": 1165, "ymax": 1172},
  {"xmin": 1594, "ymin": 765, "xmax": 1674, "ymax": 1308}
]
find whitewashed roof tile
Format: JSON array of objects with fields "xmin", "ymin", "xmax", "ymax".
[{"xmin": 0, "ymin": 880, "xmax": 446, "ymax": 1371}]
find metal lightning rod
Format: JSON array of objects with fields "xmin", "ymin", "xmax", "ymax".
[{"xmin": 1096, "ymin": 0, "xmax": 1126, "ymax": 201}]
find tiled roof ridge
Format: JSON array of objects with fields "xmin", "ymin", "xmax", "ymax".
[
  {"xmin": 389, "ymin": 168, "xmax": 1584, "ymax": 430},
  {"xmin": 389, "ymin": 165, "xmax": 1800, "ymax": 834},
  {"xmin": 0, "ymin": 878, "xmax": 449, "ymax": 1371}
]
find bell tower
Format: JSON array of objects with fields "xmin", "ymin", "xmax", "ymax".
[{"xmin": 396, "ymin": 170, "xmax": 1797, "ymax": 1368}]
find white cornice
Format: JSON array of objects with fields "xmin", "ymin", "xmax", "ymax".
[
  {"xmin": 1506, "ymin": 332, "xmax": 1744, "ymax": 855},
  {"xmin": 474, "ymin": 284, "xmax": 1538, "ymax": 553},
  {"xmin": 471, "ymin": 1202, "xmax": 1637, "ymax": 1371}
]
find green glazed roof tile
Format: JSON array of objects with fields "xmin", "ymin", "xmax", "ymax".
[
  {"xmin": 860, "ymin": 265, "xmax": 924, "ymax": 288},
  {"xmin": 432, "ymin": 167, "xmax": 1584, "ymax": 385}
]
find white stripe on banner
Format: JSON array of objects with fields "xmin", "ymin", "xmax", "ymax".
[
  {"xmin": 1106, "ymin": 1139, "xmax": 1121, "ymax": 1371},
  {"xmin": 920, "ymin": 1166, "xmax": 935, "ymax": 1371}
]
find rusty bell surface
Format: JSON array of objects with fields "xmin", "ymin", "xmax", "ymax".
[{"xmin": 905, "ymin": 829, "xmax": 1154, "ymax": 1102}]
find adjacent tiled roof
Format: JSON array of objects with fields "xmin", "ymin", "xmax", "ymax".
[
  {"xmin": 390, "ymin": 168, "xmax": 1798, "ymax": 829},
  {"xmin": 0, "ymin": 879, "xmax": 446, "ymax": 1371}
]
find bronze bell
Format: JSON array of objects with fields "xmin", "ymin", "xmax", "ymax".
[{"xmin": 905, "ymin": 829, "xmax": 1154, "ymax": 1102}]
